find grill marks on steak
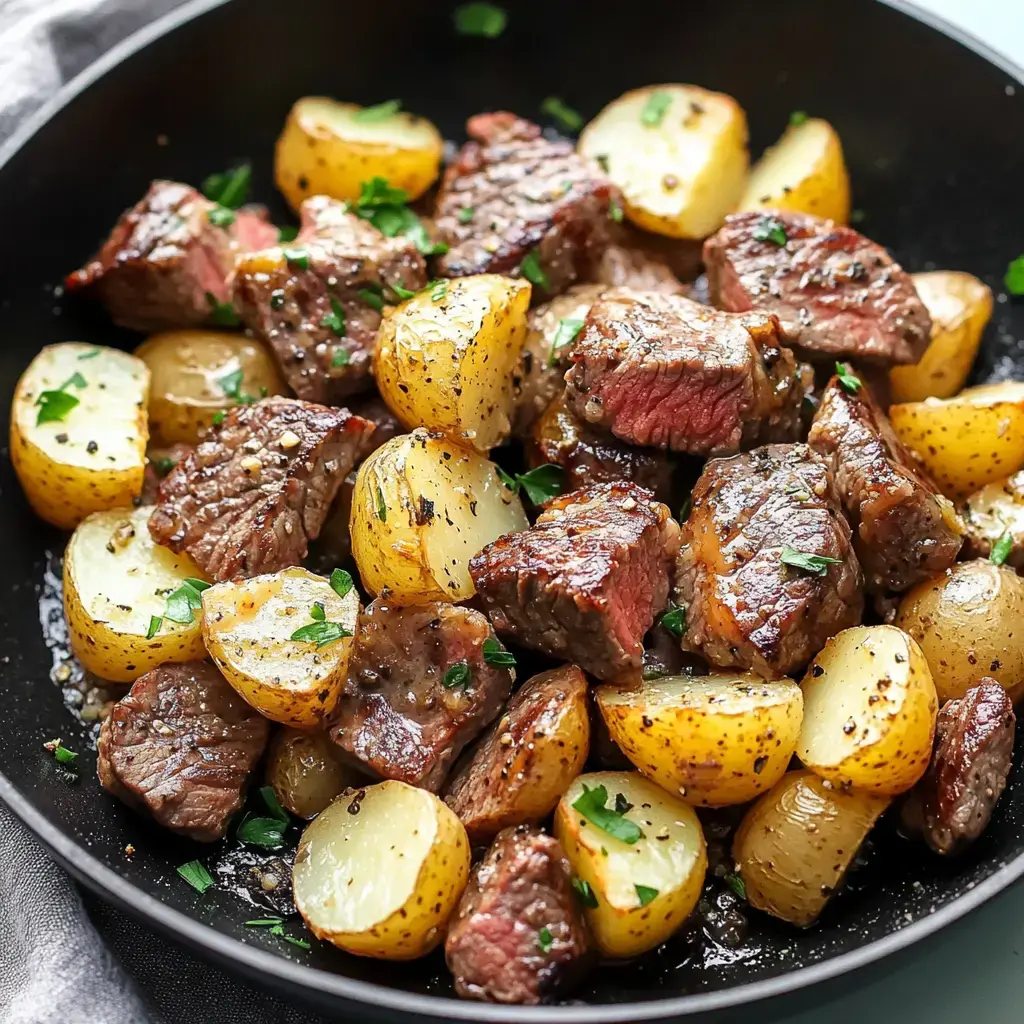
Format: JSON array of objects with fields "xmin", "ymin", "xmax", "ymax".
[
  {"xmin": 470, "ymin": 482, "xmax": 680, "ymax": 680},
  {"xmin": 233, "ymin": 195, "xmax": 427, "ymax": 403},
  {"xmin": 445, "ymin": 825, "xmax": 592, "ymax": 1004},
  {"xmin": 435, "ymin": 113, "xmax": 618, "ymax": 298},
  {"xmin": 564, "ymin": 291, "xmax": 811, "ymax": 454},
  {"xmin": 676, "ymin": 444, "xmax": 863, "ymax": 679},
  {"xmin": 703, "ymin": 210, "xmax": 931, "ymax": 366},
  {"xmin": 66, "ymin": 181, "xmax": 278, "ymax": 332},
  {"xmin": 326, "ymin": 600, "xmax": 513, "ymax": 792},
  {"xmin": 96, "ymin": 661, "xmax": 269, "ymax": 841},
  {"xmin": 809, "ymin": 375, "xmax": 964, "ymax": 593},
  {"xmin": 149, "ymin": 397, "xmax": 371, "ymax": 581}
]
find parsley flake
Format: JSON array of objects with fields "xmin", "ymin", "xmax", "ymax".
[
  {"xmin": 430, "ymin": 279, "xmax": 449, "ymax": 302},
  {"xmin": 725, "ymin": 873, "xmax": 747, "ymax": 900},
  {"xmin": 640, "ymin": 91, "xmax": 672, "ymax": 127},
  {"xmin": 331, "ymin": 347, "xmax": 351, "ymax": 368},
  {"xmin": 454, "ymin": 2, "xmax": 507, "ymax": 37},
  {"xmin": 391, "ymin": 281, "xmax": 417, "ymax": 300},
  {"xmin": 1005, "ymin": 255, "xmax": 1024, "ymax": 296},
  {"xmin": 290, "ymin": 620, "xmax": 352, "ymax": 648},
  {"xmin": 520, "ymin": 250, "xmax": 550, "ymax": 290},
  {"xmin": 991, "ymin": 531, "xmax": 1014, "ymax": 566},
  {"xmin": 177, "ymin": 860, "xmax": 215, "ymax": 894},
  {"xmin": 481, "ymin": 637, "xmax": 516, "ymax": 667},
  {"xmin": 517, "ymin": 464, "xmax": 564, "ymax": 505},
  {"xmin": 163, "ymin": 578, "xmax": 211, "ymax": 625},
  {"xmin": 284, "ymin": 248, "xmax": 310, "ymax": 271},
  {"xmin": 212, "ymin": 411, "xmax": 227, "ymax": 426},
  {"xmin": 207, "ymin": 206, "xmax": 236, "ymax": 228},
  {"xmin": 572, "ymin": 876, "xmax": 599, "ymax": 908},
  {"xmin": 571, "ymin": 784, "xmax": 643, "ymax": 844},
  {"xmin": 217, "ymin": 367, "xmax": 244, "ymax": 400},
  {"xmin": 660, "ymin": 604, "xmax": 686, "ymax": 638},
  {"xmin": 259, "ymin": 785, "xmax": 290, "ymax": 823},
  {"xmin": 353, "ymin": 100, "xmax": 402, "ymax": 122},
  {"xmin": 330, "ymin": 568, "xmax": 354, "ymax": 599},
  {"xmin": 443, "ymin": 661, "xmax": 471, "ymax": 689},
  {"xmin": 376, "ymin": 485, "xmax": 387, "ymax": 522},
  {"xmin": 353, "ymin": 177, "xmax": 446, "ymax": 256},
  {"xmin": 321, "ymin": 296, "xmax": 347, "ymax": 336},
  {"xmin": 77, "ymin": 349, "xmax": 101, "ymax": 360},
  {"xmin": 202, "ymin": 164, "xmax": 251, "ymax": 209},
  {"xmin": 35, "ymin": 372, "xmax": 87, "ymax": 426},
  {"xmin": 358, "ymin": 285, "xmax": 385, "ymax": 312},
  {"xmin": 206, "ymin": 292, "xmax": 240, "ymax": 326},
  {"xmin": 789, "ymin": 110, "xmax": 809, "ymax": 126},
  {"xmin": 753, "ymin": 216, "xmax": 788, "ymax": 246},
  {"xmin": 780, "ymin": 547, "xmax": 842, "ymax": 576},
  {"xmin": 541, "ymin": 96, "xmax": 583, "ymax": 133},
  {"xmin": 538, "ymin": 926, "xmax": 553, "ymax": 953},
  {"xmin": 835, "ymin": 362, "xmax": 862, "ymax": 394},
  {"xmin": 609, "ymin": 197, "xmax": 624, "ymax": 223},
  {"xmin": 146, "ymin": 615, "xmax": 162, "ymax": 639},
  {"xmin": 635, "ymin": 884, "xmax": 659, "ymax": 907},
  {"xmin": 458, "ymin": 206, "xmax": 475, "ymax": 224},
  {"xmin": 236, "ymin": 816, "xmax": 287, "ymax": 849},
  {"xmin": 277, "ymin": 225, "xmax": 299, "ymax": 243},
  {"xmin": 51, "ymin": 741, "xmax": 78, "ymax": 766},
  {"xmin": 548, "ymin": 317, "xmax": 585, "ymax": 366}
]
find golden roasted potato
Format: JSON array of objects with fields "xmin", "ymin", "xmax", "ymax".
[
  {"xmin": 293, "ymin": 780, "xmax": 470, "ymax": 959},
  {"xmin": 375, "ymin": 275, "xmax": 531, "ymax": 451},
  {"xmin": 595, "ymin": 673, "xmax": 803, "ymax": 807},
  {"xmin": 444, "ymin": 665, "xmax": 590, "ymax": 843},
  {"xmin": 135, "ymin": 330, "xmax": 285, "ymax": 445},
  {"xmin": 733, "ymin": 769, "xmax": 889, "ymax": 927},
  {"xmin": 797, "ymin": 625, "xmax": 937, "ymax": 796},
  {"xmin": 739, "ymin": 117, "xmax": 850, "ymax": 223},
  {"xmin": 201, "ymin": 567, "xmax": 359, "ymax": 728},
  {"xmin": 275, "ymin": 97, "xmax": 443, "ymax": 212},
  {"xmin": 10, "ymin": 343, "xmax": 149, "ymax": 529},
  {"xmin": 63, "ymin": 505, "xmax": 208, "ymax": 682},
  {"xmin": 895, "ymin": 559, "xmax": 1024, "ymax": 704},
  {"xmin": 889, "ymin": 272, "xmax": 993, "ymax": 403},
  {"xmin": 266, "ymin": 728, "xmax": 367, "ymax": 819},
  {"xmin": 889, "ymin": 381, "xmax": 1024, "ymax": 499},
  {"xmin": 579, "ymin": 84, "xmax": 749, "ymax": 240},
  {"xmin": 962, "ymin": 471, "xmax": 1024, "ymax": 567},
  {"xmin": 350, "ymin": 430, "xmax": 528, "ymax": 603},
  {"xmin": 554, "ymin": 771, "xmax": 706, "ymax": 958}
]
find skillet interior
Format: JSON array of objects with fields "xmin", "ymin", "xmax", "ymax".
[{"xmin": 1, "ymin": 0, "xmax": 1024, "ymax": 1019}]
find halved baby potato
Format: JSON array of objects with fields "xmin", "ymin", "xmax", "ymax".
[
  {"xmin": 554, "ymin": 771, "xmax": 707, "ymax": 958},
  {"xmin": 579, "ymin": 84, "xmax": 749, "ymax": 240},
  {"xmin": 266, "ymin": 727, "xmax": 368, "ymax": 819},
  {"xmin": 275, "ymin": 96, "xmax": 444, "ymax": 212},
  {"xmin": 201, "ymin": 566, "xmax": 359, "ymax": 729},
  {"xmin": 739, "ymin": 116, "xmax": 850, "ymax": 223},
  {"xmin": 350, "ymin": 429, "xmax": 529, "ymax": 603},
  {"xmin": 293, "ymin": 780, "xmax": 471, "ymax": 959},
  {"xmin": 596, "ymin": 673, "xmax": 803, "ymax": 807},
  {"xmin": 10, "ymin": 343, "xmax": 149, "ymax": 529},
  {"xmin": 63, "ymin": 505, "xmax": 208, "ymax": 682},
  {"xmin": 375, "ymin": 275, "xmax": 531, "ymax": 452},
  {"xmin": 797, "ymin": 625, "xmax": 937, "ymax": 796}
]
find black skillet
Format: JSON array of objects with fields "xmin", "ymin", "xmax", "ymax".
[{"xmin": 1, "ymin": 0, "xmax": 1024, "ymax": 1020}]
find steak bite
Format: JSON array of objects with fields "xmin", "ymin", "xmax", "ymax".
[
  {"xmin": 66, "ymin": 180, "xmax": 278, "ymax": 332},
  {"xmin": 149, "ymin": 397, "xmax": 371, "ymax": 581},
  {"xmin": 435, "ymin": 113, "xmax": 618, "ymax": 298},
  {"xmin": 703, "ymin": 210, "xmax": 932, "ymax": 366},
  {"xmin": 809, "ymin": 373, "xmax": 964, "ymax": 592},
  {"xmin": 470, "ymin": 482, "xmax": 680, "ymax": 680},
  {"xmin": 593, "ymin": 244, "xmax": 685, "ymax": 294},
  {"xmin": 677, "ymin": 444, "xmax": 863, "ymax": 679},
  {"xmin": 326, "ymin": 599, "xmax": 513, "ymax": 792},
  {"xmin": 233, "ymin": 195, "xmax": 427, "ymax": 403},
  {"xmin": 445, "ymin": 825, "xmax": 592, "ymax": 1005},
  {"xmin": 97, "ymin": 661, "xmax": 269, "ymax": 842},
  {"xmin": 564, "ymin": 290, "xmax": 811, "ymax": 454}
]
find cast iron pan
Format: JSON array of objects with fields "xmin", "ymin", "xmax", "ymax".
[{"xmin": 1, "ymin": 0, "xmax": 1023, "ymax": 1019}]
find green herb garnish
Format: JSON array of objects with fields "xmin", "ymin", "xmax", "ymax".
[
  {"xmin": 177, "ymin": 860, "xmax": 215, "ymax": 894},
  {"xmin": 780, "ymin": 547, "xmax": 842, "ymax": 576},
  {"xmin": 453, "ymin": 2, "xmax": 507, "ymax": 37},
  {"xmin": 77, "ymin": 348, "xmax": 100, "ymax": 360},
  {"xmin": 752, "ymin": 216, "xmax": 788, "ymax": 246},
  {"xmin": 206, "ymin": 292, "xmax": 240, "ymax": 327},
  {"xmin": 277, "ymin": 225, "xmax": 299, "ymax": 243},
  {"xmin": 481, "ymin": 637, "xmax": 516, "ymax": 668},
  {"xmin": 458, "ymin": 206, "xmax": 475, "ymax": 224},
  {"xmin": 353, "ymin": 100, "xmax": 402, "ymax": 123},
  {"xmin": 330, "ymin": 568, "xmax": 354, "ymax": 599},
  {"xmin": 1005, "ymin": 255, "xmax": 1024, "ymax": 296},
  {"xmin": 331, "ymin": 348, "xmax": 351, "ymax": 368},
  {"xmin": 321, "ymin": 296, "xmax": 347, "ymax": 336},
  {"xmin": 789, "ymin": 110, "xmax": 809, "ymax": 126},
  {"xmin": 541, "ymin": 96, "xmax": 583, "ymax": 133},
  {"xmin": 35, "ymin": 371, "xmax": 88, "ymax": 426},
  {"xmin": 284, "ymin": 248, "xmax": 310, "ymax": 271},
  {"xmin": 202, "ymin": 164, "xmax": 251, "ymax": 209},
  {"xmin": 660, "ymin": 605, "xmax": 686, "ymax": 638},
  {"xmin": 835, "ymin": 362, "xmax": 862, "ymax": 394},
  {"xmin": 430, "ymin": 279, "xmax": 449, "ymax": 302},
  {"xmin": 212, "ymin": 411, "xmax": 227, "ymax": 426},
  {"xmin": 571, "ymin": 784, "xmax": 643, "ymax": 844},
  {"xmin": 640, "ymin": 91, "xmax": 671, "ymax": 127},
  {"xmin": 290, "ymin": 620, "xmax": 353, "ymax": 648},
  {"xmin": 376, "ymin": 485, "xmax": 387, "ymax": 522},
  {"xmin": 236, "ymin": 816, "xmax": 287, "ymax": 849},
  {"xmin": 163, "ymin": 578, "xmax": 211, "ymax": 625},
  {"xmin": 51, "ymin": 742, "xmax": 77, "ymax": 766},
  {"xmin": 520, "ymin": 249, "xmax": 550, "ymax": 290},
  {"xmin": 146, "ymin": 615, "xmax": 162, "ymax": 639},
  {"xmin": 609, "ymin": 197, "xmax": 624, "ymax": 223},
  {"xmin": 245, "ymin": 917, "xmax": 284, "ymax": 927},
  {"xmin": 354, "ymin": 177, "xmax": 447, "ymax": 256},
  {"xmin": 517, "ymin": 464, "xmax": 564, "ymax": 505},
  {"xmin": 572, "ymin": 877, "xmax": 599, "ymax": 908},
  {"xmin": 207, "ymin": 206, "xmax": 236, "ymax": 228},
  {"xmin": 548, "ymin": 317, "xmax": 585, "ymax": 366},
  {"xmin": 217, "ymin": 367, "xmax": 244, "ymax": 400},
  {"xmin": 259, "ymin": 784, "xmax": 290, "ymax": 823},
  {"xmin": 391, "ymin": 281, "xmax": 417, "ymax": 300},
  {"xmin": 358, "ymin": 286, "xmax": 385, "ymax": 312},
  {"xmin": 725, "ymin": 873, "xmax": 747, "ymax": 900},
  {"xmin": 635, "ymin": 884, "xmax": 659, "ymax": 907},
  {"xmin": 537, "ymin": 926, "xmax": 554, "ymax": 953},
  {"xmin": 443, "ymin": 661, "xmax": 471, "ymax": 689},
  {"xmin": 991, "ymin": 531, "xmax": 1014, "ymax": 566}
]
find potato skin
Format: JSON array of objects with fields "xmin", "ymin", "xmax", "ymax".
[
  {"xmin": 266, "ymin": 728, "xmax": 366, "ymax": 819},
  {"xmin": 595, "ymin": 673, "xmax": 803, "ymax": 807},
  {"xmin": 895, "ymin": 560, "xmax": 1024, "ymax": 704}
]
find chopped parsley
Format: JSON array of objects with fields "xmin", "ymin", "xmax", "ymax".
[
  {"xmin": 332, "ymin": 348, "xmax": 351, "ymax": 368},
  {"xmin": 789, "ymin": 110, "xmax": 809, "ymax": 126},
  {"xmin": 453, "ymin": 2, "xmax": 507, "ymax": 37},
  {"xmin": 245, "ymin": 917, "xmax": 284, "ymax": 927},
  {"xmin": 991, "ymin": 531, "xmax": 1014, "ymax": 566},
  {"xmin": 320, "ymin": 296, "xmax": 347, "ymax": 336},
  {"xmin": 430, "ymin": 279, "xmax": 449, "ymax": 302},
  {"xmin": 481, "ymin": 637, "xmax": 516, "ymax": 667},
  {"xmin": 146, "ymin": 615, "xmax": 162, "ymax": 639},
  {"xmin": 207, "ymin": 206, "xmax": 236, "ymax": 228},
  {"xmin": 236, "ymin": 786, "xmax": 290, "ymax": 849},
  {"xmin": 217, "ymin": 368, "xmax": 245, "ymax": 400},
  {"xmin": 752, "ymin": 216, "xmax": 788, "ymax": 246},
  {"xmin": 154, "ymin": 456, "xmax": 177, "ymax": 475},
  {"xmin": 177, "ymin": 860, "xmax": 215, "ymax": 894},
  {"xmin": 520, "ymin": 249, "xmax": 550, "ymax": 290},
  {"xmin": 635, "ymin": 884, "xmax": 659, "ymax": 907},
  {"xmin": 443, "ymin": 661, "xmax": 472, "ymax": 689},
  {"xmin": 212, "ymin": 411, "xmax": 227, "ymax": 426},
  {"xmin": 541, "ymin": 96, "xmax": 583, "ymax": 133},
  {"xmin": 725, "ymin": 873, "xmax": 747, "ymax": 900},
  {"xmin": 284, "ymin": 247, "xmax": 310, "ymax": 271},
  {"xmin": 201, "ymin": 164, "xmax": 251, "ymax": 209},
  {"xmin": 496, "ymin": 464, "xmax": 564, "ymax": 505},
  {"xmin": 835, "ymin": 362, "xmax": 862, "ymax": 394},
  {"xmin": 35, "ymin": 370, "xmax": 88, "ymax": 426},
  {"xmin": 77, "ymin": 348, "xmax": 100, "ymax": 360},
  {"xmin": 353, "ymin": 177, "xmax": 447, "ymax": 256},
  {"xmin": 206, "ymin": 292, "xmax": 240, "ymax": 326},
  {"xmin": 259, "ymin": 785, "xmax": 289, "ymax": 823},
  {"xmin": 46, "ymin": 739, "xmax": 78, "ymax": 766},
  {"xmin": 537, "ymin": 926, "xmax": 553, "ymax": 953},
  {"xmin": 571, "ymin": 783, "xmax": 643, "ymax": 844},
  {"xmin": 277, "ymin": 224, "xmax": 299, "ymax": 243},
  {"xmin": 660, "ymin": 604, "xmax": 686, "ymax": 638},
  {"xmin": 353, "ymin": 100, "xmax": 402, "ymax": 122},
  {"xmin": 640, "ymin": 91, "xmax": 672, "ymax": 127},
  {"xmin": 608, "ymin": 197, "xmax": 624, "ymax": 223},
  {"xmin": 270, "ymin": 289, "xmax": 286, "ymax": 310},
  {"xmin": 163, "ymin": 578, "xmax": 211, "ymax": 625},
  {"xmin": 458, "ymin": 206, "xmax": 475, "ymax": 224},
  {"xmin": 376, "ymin": 485, "xmax": 387, "ymax": 522},
  {"xmin": 391, "ymin": 281, "xmax": 418, "ymax": 300},
  {"xmin": 358, "ymin": 285, "xmax": 385, "ymax": 312},
  {"xmin": 780, "ymin": 547, "xmax": 842, "ymax": 576},
  {"xmin": 290, "ymin": 618, "xmax": 353, "ymax": 648},
  {"xmin": 572, "ymin": 876, "xmax": 599, "ymax": 908},
  {"xmin": 548, "ymin": 317, "xmax": 585, "ymax": 366},
  {"xmin": 1005, "ymin": 255, "xmax": 1024, "ymax": 296},
  {"xmin": 330, "ymin": 568, "xmax": 354, "ymax": 599}
]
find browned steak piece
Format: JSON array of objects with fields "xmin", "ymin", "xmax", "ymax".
[
  {"xmin": 809, "ymin": 374, "xmax": 963, "ymax": 592},
  {"xmin": 593, "ymin": 244, "xmax": 685, "ymax": 294},
  {"xmin": 435, "ymin": 113, "xmax": 618, "ymax": 298},
  {"xmin": 470, "ymin": 482, "xmax": 679, "ymax": 680},
  {"xmin": 903, "ymin": 681, "xmax": 1015, "ymax": 855},
  {"xmin": 528, "ymin": 394, "xmax": 674, "ymax": 503},
  {"xmin": 564, "ymin": 290, "xmax": 810, "ymax": 454},
  {"xmin": 149, "ymin": 397, "xmax": 371, "ymax": 581},
  {"xmin": 326, "ymin": 599, "xmax": 513, "ymax": 792},
  {"xmin": 233, "ymin": 195, "xmax": 427, "ymax": 403},
  {"xmin": 66, "ymin": 181, "xmax": 278, "ymax": 332},
  {"xmin": 963, "ymin": 471, "xmax": 1024, "ymax": 568},
  {"xmin": 96, "ymin": 661, "xmax": 269, "ymax": 841},
  {"xmin": 677, "ymin": 444, "xmax": 863, "ymax": 679},
  {"xmin": 703, "ymin": 210, "xmax": 931, "ymax": 366},
  {"xmin": 445, "ymin": 825, "xmax": 592, "ymax": 1005},
  {"xmin": 140, "ymin": 443, "xmax": 194, "ymax": 504}
]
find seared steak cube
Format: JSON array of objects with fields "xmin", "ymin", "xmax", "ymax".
[
  {"xmin": 564, "ymin": 290, "xmax": 811, "ymax": 454},
  {"xmin": 704, "ymin": 210, "xmax": 931, "ymax": 366},
  {"xmin": 97, "ymin": 661, "xmax": 269, "ymax": 842},
  {"xmin": 233, "ymin": 195, "xmax": 427, "ymax": 403},
  {"xmin": 677, "ymin": 444, "xmax": 863, "ymax": 679},
  {"xmin": 962, "ymin": 470, "xmax": 1024, "ymax": 569},
  {"xmin": 593, "ymin": 244, "xmax": 685, "ymax": 294},
  {"xmin": 435, "ymin": 113, "xmax": 618, "ymax": 298},
  {"xmin": 470, "ymin": 482, "xmax": 679, "ymax": 680},
  {"xmin": 66, "ymin": 180, "xmax": 278, "ymax": 332},
  {"xmin": 149, "ymin": 397, "xmax": 371, "ymax": 580},
  {"xmin": 326, "ymin": 599, "xmax": 513, "ymax": 792},
  {"xmin": 809, "ymin": 373, "xmax": 964, "ymax": 592},
  {"xmin": 445, "ymin": 825, "xmax": 592, "ymax": 1004}
]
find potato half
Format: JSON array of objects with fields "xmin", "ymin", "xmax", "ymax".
[
  {"xmin": 350, "ymin": 430, "xmax": 528, "ymax": 603},
  {"xmin": 889, "ymin": 272, "xmax": 993, "ymax": 403},
  {"xmin": 596, "ymin": 673, "xmax": 803, "ymax": 807},
  {"xmin": 293, "ymin": 780, "xmax": 470, "ymax": 959},
  {"xmin": 275, "ymin": 97, "xmax": 444, "ymax": 212},
  {"xmin": 63, "ymin": 505, "xmax": 208, "ymax": 682},
  {"xmin": 10, "ymin": 343, "xmax": 149, "ymax": 529},
  {"xmin": 797, "ymin": 625, "xmax": 937, "ymax": 796},
  {"xmin": 266, "ymin": 728, "xmax": 368, "ymax": 819},
  {"xmin": 201, "ymin": 566, "xmax": 359, "ymax": 728},
  {"xmin": 733, "ymin": 769, "xmax": 889, "ymax": 927},
  {"xmin": 554, "ymin": 771, "xmax": 707, "ymax": 958},
  {"xmin": 375, "ymin": 275, "xmax": 531, "ymax": 451},
  {"xmin": 579, "ymin": 84, "xmax": 749, "ymax": 240}
]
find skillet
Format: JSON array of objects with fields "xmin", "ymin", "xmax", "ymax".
[{"xmin": 1, "ymin": 0, "xmax": 1023, "ymax": 1019}]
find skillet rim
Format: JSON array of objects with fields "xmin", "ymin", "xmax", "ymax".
[{"xmin": 1, "ymin": 0, "xmax": 1023, "ymax": 1018}]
